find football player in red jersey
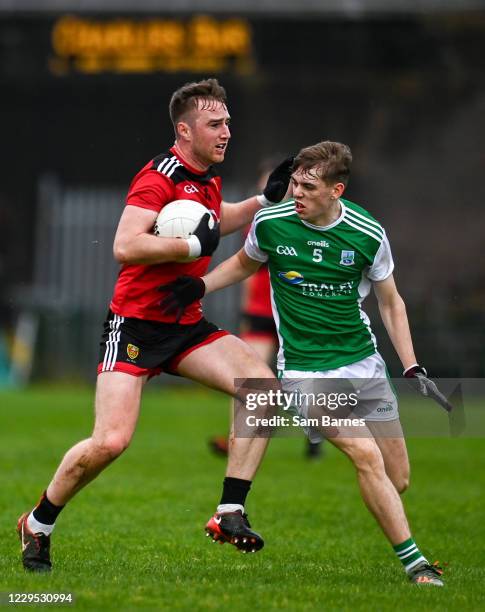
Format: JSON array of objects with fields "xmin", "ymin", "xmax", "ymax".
[{"xmin": 18, "ymin": 79, "xmax": 293, "ymax": 571}]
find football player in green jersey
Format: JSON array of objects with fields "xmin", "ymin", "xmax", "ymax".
[{"xmin": 160, "ymin": 141, "xmax": 446, "ymax": 586}]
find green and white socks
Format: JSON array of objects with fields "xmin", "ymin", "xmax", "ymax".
[{"xmin": 394, "ymin": 538, "xmax": 427, "ymax": 574}]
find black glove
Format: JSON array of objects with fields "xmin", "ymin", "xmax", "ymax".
[
  {"xmin": 186, "ymin": 213, "xmax": 220, "ymax": 258},
  {"xmin": 404, "ymin": 365, "xmax": 453, "ymax": 412},
  {"xmin": 262, "ymin": 156, "xmax": 294, "ymax": 203},
  {"xmin": 158, "ymin": 276, "xmax": 206, "ymax": 322}
]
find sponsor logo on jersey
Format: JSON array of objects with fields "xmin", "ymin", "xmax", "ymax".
[
  {"xmin": 276, "ymin": 245, "xmax": 298, "ymax": 256},
  {"xmin": 278, "ymin": 271, "xmax": 305, "ymax": 285},
  {"xmin": 184, "ymin": 184, "xmax": 199, "ymax": 194},
  {"xmin": 307, "ymin": 240, "xmax": 330, "ymax": 248},
  {"xmin": 340, "ymin": 250, "xmax": 355, "ymax": 266},
  {"xmin": 300, "ymin": 280, "xmax": 353, "ymax": 297},
  {"xmin": 127, "ymin": 343, "xmax": 140, "ymax": 360}
]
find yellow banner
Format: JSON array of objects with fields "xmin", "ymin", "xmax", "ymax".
[{"xmin": 50, "ymin": 15, "xmax": 255, "ymax": 75}]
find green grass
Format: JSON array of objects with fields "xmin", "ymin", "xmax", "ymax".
[{"xmin": 0, "ymin": 385, "xmax": 484, "ymax": 610}]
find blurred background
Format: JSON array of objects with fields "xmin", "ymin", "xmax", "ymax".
[{"xmin": 1, "ymin": 0, "xmax": 485, "ymax": 385}]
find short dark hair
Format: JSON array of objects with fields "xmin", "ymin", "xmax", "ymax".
[
  {"xmin": 293, "ymin": 141, "xmax": 352, "ymax": 186},
  {"xmin": 169, "ymin": 78, "xmax": 227, "ymax": 133}
]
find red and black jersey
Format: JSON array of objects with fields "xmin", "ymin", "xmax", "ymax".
[
  {"xmin": 110, "ymin": 147, "xmax": 222, "ymax": 324},
  {"xmin": 243, "ymin": 265, "xmax": 273, "ymax": 318}
]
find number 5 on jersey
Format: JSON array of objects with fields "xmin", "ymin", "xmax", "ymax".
[{"xmin": 312, "ymin": 248, "xmax": 324, "ymax": 263}]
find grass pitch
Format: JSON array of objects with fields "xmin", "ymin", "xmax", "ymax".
[{"xmin": 0, "ymin": 385, "xmax": 484, "ymax": 610}]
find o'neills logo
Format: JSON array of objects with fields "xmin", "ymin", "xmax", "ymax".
[{"xmin": 127, "ymin": 344, "xmax": 139, "ymax": 360}]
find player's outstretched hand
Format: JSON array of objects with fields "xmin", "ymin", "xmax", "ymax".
[
  {"xmin": 186, "ymin": 213, "xmax": 220, "ymax": 258},
  {"xmin": 404, "ymin": 365, "xmax": 453, "ymax": 412},
  {"xmin": 258, "ymin": 156, "xmax": 294, "ymax": 206},
  {"xmin": 158, "ymin": 276, "xmax": 206, "ymax": 322}
]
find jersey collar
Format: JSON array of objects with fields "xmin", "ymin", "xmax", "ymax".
[
  {"xmin": 170, "ymin": 146, "xmax": 212, "ymax": 176},
  {"xmin": 300, "ymin": 200, "xmax": 346, "ymax": 231}
]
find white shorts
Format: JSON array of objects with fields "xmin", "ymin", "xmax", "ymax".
[{"xmin": 280, "ymin": 353, "xmax": 399, "ymax": 442}]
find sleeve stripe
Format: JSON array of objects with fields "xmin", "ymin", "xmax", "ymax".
[
  {"xmin": 255, "ymin": 209, "xmax": 297, "ymax": 226},
  {"xmin": 156, "ymin": 156, "xmax": 172, "ymax": 172},
  {"xmin": 344, "ymin": 206, "xmax": 383, "ymax": 230},
  {"xmin": 156, "ymin": 156, "xmax": 182, "ymax": 178},
  {"xmin": 254, "ymin": 206, "xmax": 295, "ymax": 223},
  {"xmin": 345, "ymin": 210, "xmax": 384, "ymax": 239},
  {"xmin": 255, "ymin": 200, "xmax": 295, "ymax": 220},
  {"xmin": 255, "ymin": 206, "xmax": 295, "ymax": 223},
  {"xmin": 343, "ymin": 217, "xmax": 383, "ymax": 242}
]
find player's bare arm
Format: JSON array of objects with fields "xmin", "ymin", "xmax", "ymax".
[
  {"xmin": 113, "ymin": 205, "xmax": 191, "ymax": 265},
  {"xmin": 204, "ymin": 248, "xmax": 261, "ymax": 292},
  {"xmin": 219, "ymin": 198, "xmax": 261, "ymax": 236},
  {"xmin": 375, "ymin": 274, "xmax": 453, "ymax": 412},
  {"xmin": 219, "ymin": 157, "xmax": 294, "ymax": 236},
  {"xmin": 373, "ymin": 274, "xmax": 417, "ymax": 371}
]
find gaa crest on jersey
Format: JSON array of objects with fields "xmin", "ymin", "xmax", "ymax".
[
  {"xmin": 340, "ymin": 250, "xmax": 355, "ymax": 266},
  {"xmin": 184, "ymin": 184, "xmax": 199, "ymax": 194},
  {"xmin": 127, "ymin": 343, "xmax": 140, "ymax": 360}
]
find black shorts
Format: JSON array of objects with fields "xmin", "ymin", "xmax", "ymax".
[
  {"xmin": 98, "ymin": 310, "xmax": 229, "ymax": 378},
  {"xmin": 240, "ymin": 314, "xmax": 277, "ymax": 341}
]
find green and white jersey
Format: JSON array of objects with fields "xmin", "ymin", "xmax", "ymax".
[{"xmin": 244, "ymin": 198, "xmax": 394, "ymax": 371}]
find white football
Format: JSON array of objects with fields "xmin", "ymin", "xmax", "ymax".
[
  {"xmin": 154, "ymin": 200, "xmax": 214, "ymax": 239},
  {"xmin": 154, "ymin": 199, "xmax": 215, "ymax": 262}
]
